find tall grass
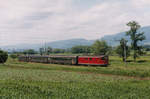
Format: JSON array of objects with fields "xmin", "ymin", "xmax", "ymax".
[
  {"xmin": 0, "ymin": 80, "xmax": 150, "ymax": 99},
  {"xmin": 0, "ymin": 56, "xmax": 150, "ymax": 98}
]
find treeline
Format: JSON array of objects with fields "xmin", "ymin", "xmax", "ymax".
[{"xmin": 13, "ymin": 41, "xmax": 110, "ymax": 55}]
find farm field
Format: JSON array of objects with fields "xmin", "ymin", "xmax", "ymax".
[{"xmin": 1, "ymin": 56, "xmax": 150, "ymax": 98}]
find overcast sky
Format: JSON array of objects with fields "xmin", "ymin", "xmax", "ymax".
[{"xmin": 0, "ymin": 0, "xmax": 150, "ymax": 46}]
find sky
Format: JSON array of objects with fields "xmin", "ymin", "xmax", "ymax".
[{"xmin": 0, "ymin": 0, "xmax": 150, "ymax": 46}]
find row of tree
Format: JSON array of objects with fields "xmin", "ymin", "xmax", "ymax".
[
  {"xmin": 39, "ymin": 47, "xmax": 66, "ymax": 55},
  {"xmin": 38, "ymin": 40, "xmax": 110, "ymax": 55},
  {"xmin": 10, "ymin": 40, "xmax": 110, "ymax": 56},
  {"xmin": 12, "ymin": 48, "xmax": 66, "ymax": 55}
]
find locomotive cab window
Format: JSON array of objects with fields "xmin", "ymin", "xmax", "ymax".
[
  {"xmin": 89, "ymin": 58, "xmax": 93, "ymax": 61},
  {"xmin": 85, "ymin": 58, "xmax": 88, "ymax": 60},
  {"xmin": 101, "ymin": 57, "xmax": 105, "ymax": 60}
]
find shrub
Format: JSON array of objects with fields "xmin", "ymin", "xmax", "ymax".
[
  {"xmin": 23, "ymin": 49, "xmax": 37, "ymax": 55},
  {"xmin": 10, "ymin": 54, "xmax": 18, "ymax": 60},
  {"xmin": 0, "ymin": 50, "xmax": 8, "ymax": 63},
  {"xmin": 71, "ymin": 45, "xmax": 92, "ymax": 54},
  {"xmin": 92, "ymin": 40, "xmax": 109, "ymax": 55}
]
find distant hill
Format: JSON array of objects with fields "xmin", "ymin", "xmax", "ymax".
[
  {"xmin": 1, "ymin": 39, "xmax": 95, "ymax": 51},
  {"xmin": 46, "ymin": 39, "xmax": 94, "ymax": 49},
  {"xmin": 101, "ymin": 26, "xmax": 150, "ymax": 46}
]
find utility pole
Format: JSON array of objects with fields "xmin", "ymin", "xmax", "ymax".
[
  {"xmin": 124, "ymin": 40, "xmax": 127, "ymax": 67},
  {"xmin": 115, "ymin": 38, "xmax": 127, "ymax": 67},
  {"xmin": 44, "ymin": 42, "xmax": 46, "ymax": 55}
]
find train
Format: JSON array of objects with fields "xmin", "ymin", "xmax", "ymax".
[{"xmin": 18, "ymin": 55, "xmax": 109, "ymax": 66}]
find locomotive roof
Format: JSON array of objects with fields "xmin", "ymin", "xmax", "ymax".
[{"xmin": 78, "ymin": 55, "xmax": 107, "ymax": 58}]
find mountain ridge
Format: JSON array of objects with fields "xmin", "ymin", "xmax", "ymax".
[
  {"xmin": 101, "ymin": 26, "xmax": 150, "ymax": 46},
  {"xmin": 1, "ymin": 39, "xmax": 95, "ymax": 51}
]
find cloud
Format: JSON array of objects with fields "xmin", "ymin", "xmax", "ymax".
[
  {"xmin": 0, "ymin": 0, "xmax": 150, "ymax": 46},
  {"xmin": 131, "ymin": 0, "xmax": 150, "ymax": 8}
]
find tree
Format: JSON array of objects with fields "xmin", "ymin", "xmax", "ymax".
[
  {"xmin": 71, "ymin": 45, "xmax": 92, "ymax": 54},
  {"xmin": 10, "ymin": 54, "xmax": 18, "ymax": 60},
  {"xmin": 0, "ymin": 50, "xmax": 8, "ymax": 64},
  {"xmin": 52, "ymin": 49, "xmax": 65, "ymax": 53},
  {"xmin": 116, "ymin": 38, "xmax": 130, "ymax": 62},
  {"xmin": 46, "ymin": 47, "xmax": 53, "ymax": 55},
  {"xmin": 92, "ymin": 40, "xmax": 109, "ymax": 55},
  {"xmin": 126, "ymin": 21, "xmax": 146, "ymax": 61},
  {"xmin": 23, "ymin": 49, "xmax": 37, "ymax": 55}
]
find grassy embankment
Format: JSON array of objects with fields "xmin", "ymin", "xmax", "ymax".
[{"xmin": 0, "ymin": 56, "xmax": 150, "ymax": 98}]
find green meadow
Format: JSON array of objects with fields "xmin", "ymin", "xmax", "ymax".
[{"xmin": 1, "ymin": 56, "xmax": 150, "ymax": 99}]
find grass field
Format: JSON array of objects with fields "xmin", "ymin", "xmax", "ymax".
[{"xmin": 1, "ymin": 56, "xmax": 150, "ymax": 98}]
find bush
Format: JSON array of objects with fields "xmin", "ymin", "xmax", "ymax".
[
  {"xmin": 92, "ymin": 40, "xmax": 109, "ymax": 55},
  {"xmin": 0, "ymin": 50, "xmax": 8, "ymax": 63},
  {"xmin": 71, "ymin": 45, "xmax": 92, "ymax": 54},
  {"xmin": 52, "ymin": 49, "xmax": 65, "ymax": 53},
  {"xmin": 10, "ymin": 54, "xmax": 18, "ymax": 60},
  {"xmin": 23, "ymin": 49, "xmax": 37, "ymax": 55}
]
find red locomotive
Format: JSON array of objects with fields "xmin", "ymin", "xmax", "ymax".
[
  {"xmin": 19, "ymin": 55, "xmax": 109, "ymax": 66},
  {"xmin": 78, "ymin": 56, "xmax": 108, "ymax": 66}
]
